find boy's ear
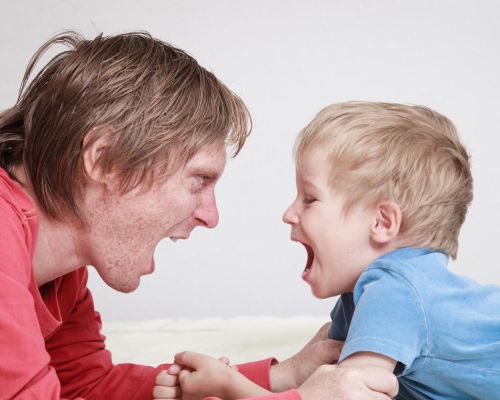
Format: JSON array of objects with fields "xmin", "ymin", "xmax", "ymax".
[
  {"xmin": 370, "ymin": 201, "xmax": 401, "ymax": 244},
  {"xmin": 82, "ymin": 127, "xmax": 116, "ymax": 187}
]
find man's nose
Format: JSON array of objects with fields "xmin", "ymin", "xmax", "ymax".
[{"xmin": 194, "ymin": 190, "xmax": 219, "ymax": 229}]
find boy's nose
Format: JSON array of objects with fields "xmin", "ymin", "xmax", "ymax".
[{"xmin": 282, "ymin": 202, "xmax": 298, "ymax": 225}]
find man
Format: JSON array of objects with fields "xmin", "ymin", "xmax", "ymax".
[{"xmin": 0, "ymin": 31, "xmax": 398, "ymax": 399}]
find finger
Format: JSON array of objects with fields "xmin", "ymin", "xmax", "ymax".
[
  {"xmin": 174, "ymin": 351, "xmax": 207, "ymax": 369},
  {"xmin": 152, "ymin": 384, "xmax": 181, "ymax": 399},
  {"xmin": 218, "ymin": 356, "xmax": 230, "ymax": 365},
  {"xmin": 156, "ymin": 370, "xmax": 179, "ymax": 386},
  {"xmin": 178, "ymin": 368, "xmax": 192, "ymax": 386},
  {"xmin": 167, "ymin": 363, "xmax": 182, "ymax": 375},
  {"xmin": 360, "ymin": 367, "xmax": 399, "ymax": 397}
]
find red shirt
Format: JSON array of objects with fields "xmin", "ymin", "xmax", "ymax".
[{"xmin": 0, "ymin": 167, "xmax": 288, "ymax": 399}]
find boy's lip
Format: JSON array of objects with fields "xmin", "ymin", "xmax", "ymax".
[
  {"xmin": 302, "ymin": 243, "xmax": 314, "ymax": 281},
  {"xmin": 291, "ymin": 236, "xmax": 315, "ymax": 280}
]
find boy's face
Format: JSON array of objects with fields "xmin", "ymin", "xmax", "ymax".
[{"xmin": 283, "ymin": 150, "xmax": 377, "ymax": 298}]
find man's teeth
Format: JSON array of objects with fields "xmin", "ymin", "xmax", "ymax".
[{"xmin": 169, "ymin": 237, "xmax": 178, "ymax": 243}]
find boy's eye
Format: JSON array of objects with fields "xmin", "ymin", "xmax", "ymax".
[{"xmin": 303, "ymin": 197, "xmax": 316, "ymax": 204}]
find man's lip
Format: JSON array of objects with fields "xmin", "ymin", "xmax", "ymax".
[
  {"xmin": 169, "ymin": 235, "xmax": 189, "ymax": 241},
  {"xmin": 145, "ymin": 259, "xmax": 155, "ymax": 275}
]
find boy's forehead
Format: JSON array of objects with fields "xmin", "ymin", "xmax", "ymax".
[{"xmin": 296, "ymin": 148, "xmax": 328, "ymax": 173}]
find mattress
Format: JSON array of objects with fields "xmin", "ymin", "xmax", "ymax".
[{"xmin": 103, "ymin": 316, "xmax": 327, "ymax": 365}]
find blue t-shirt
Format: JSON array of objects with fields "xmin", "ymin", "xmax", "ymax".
[{"xmin": 328, "ymin": 247, "xmax": 500, "ymax": 400}]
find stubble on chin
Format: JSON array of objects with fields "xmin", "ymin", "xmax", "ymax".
[{"xmin": 98, "ymin": 260, "xmax": 142, "ymax": 293}]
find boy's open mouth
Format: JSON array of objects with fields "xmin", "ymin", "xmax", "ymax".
[{"xmin": 302, "ymin": 242, "xmax": 314, "ymax": 278}]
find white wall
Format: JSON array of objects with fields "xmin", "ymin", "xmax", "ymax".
[{"xmin": 1, "ymin": 1, "xmax": 499, "ymax": 320}]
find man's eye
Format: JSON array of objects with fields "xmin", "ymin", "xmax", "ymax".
[{"xmin": 192, "ymin": 175, "xmax": 209, "ymax": 191}]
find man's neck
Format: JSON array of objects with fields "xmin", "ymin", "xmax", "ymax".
[
  {"xmin": 32, "ymin": 215, "xmax": 89, "ymax": 286},
  {"xmin": 12, "ymin": 165, "xmax": 89, "ymax": 286}
]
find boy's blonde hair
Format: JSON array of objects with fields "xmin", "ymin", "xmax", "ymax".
[{"xmin": 294, "ymin": 101, "xmax": 472, "ymax": 259}]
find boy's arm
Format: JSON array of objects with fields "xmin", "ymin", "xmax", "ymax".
[
  {"xmin": 202, "ymin": 364, "xmax": 398, "ymax": 400},
  {"xmin": 339, "ymin": 351, "xmax": 397, "ymax": 371}
]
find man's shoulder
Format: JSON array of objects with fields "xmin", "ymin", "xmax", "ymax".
[{"xmin": 0, "ymin": 167, "xmax": 35, "ymax": 218}]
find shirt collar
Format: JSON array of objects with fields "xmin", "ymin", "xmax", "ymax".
[{"xmin": 378, "ymin": 246, "xmax": 442, "ymax": 262}]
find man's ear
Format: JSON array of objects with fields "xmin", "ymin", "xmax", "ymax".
[
  {"xmin": 82, "ymin": 127, "xmax": 115, "ymax": 186},
  {"xmin": 370, "ymin": 201, "xmax": 401, "ymax": 244}
]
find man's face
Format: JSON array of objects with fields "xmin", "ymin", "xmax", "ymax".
[{"xmin": 84, "ymin": 143, "xmax": 226, "ymax": 292}]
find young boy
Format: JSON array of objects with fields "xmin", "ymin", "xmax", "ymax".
[{"xmin": 153, "ymin": 101, "xmax": 500, "ymax": 400}]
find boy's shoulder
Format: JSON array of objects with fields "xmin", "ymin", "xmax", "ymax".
[
  {"xmin": 353, "ymin": 246, "xmax": 500, "ymax": 320},
  {"xmin": 356, "ymin": 247, "xmax": 449, "ymax": 294}
]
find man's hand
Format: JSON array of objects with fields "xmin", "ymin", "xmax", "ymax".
[
  {"xmin": 297, "ymin": 364, "xmax": 399, "ymax": 400},
  {"xmin": 270, "ymin": 322, "xmax": 343, "ymax": 391},
  {"xmin": 173, "ymin": 351, "xmax": 270, "ymax": 400}
]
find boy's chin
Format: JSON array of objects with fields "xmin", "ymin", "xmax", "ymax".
[{"xmin": 309, "ymin": 285, "xmax": 330, "ymax": 299}]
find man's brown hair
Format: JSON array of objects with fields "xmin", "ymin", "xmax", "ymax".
[{"xmin": 0, "ymin": 31, "xmax": 250, "ymax": 222}]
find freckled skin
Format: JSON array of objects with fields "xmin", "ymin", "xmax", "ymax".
[{"xmin": 82, "ymin": 144, "xmax": 226, "ymax": 292}]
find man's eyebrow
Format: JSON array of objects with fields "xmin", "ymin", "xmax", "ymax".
[{"xmin": 189, "ymin": 167, "xmax": 222, "ymax": 179}]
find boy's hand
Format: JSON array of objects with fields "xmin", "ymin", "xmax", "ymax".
[
  {"xmin": 174, "ymin": 351, "xmax": 271, "ymax": 400},
  {"xmin": 270, "ymin": 322, "xmax": 344, "ymax": 391},
  {"xmin": 297, "ymin": 364, "xmax": 399, "ymax": 400},
  {"xmin": 153, "ymin": 369, "xmax": 181, "ymax": 399},
  {"xmin": 173, "ymin": 351, "xmax": 240, "ymax": 400}
]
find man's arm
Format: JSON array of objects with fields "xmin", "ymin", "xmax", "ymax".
[
  {"xmin": 0, "ymin": 200, "xmax": 66, "ymax": 399},
  {"xmin": 269, "ymin": 322, "xmax": 343, "ymax": 391},
  {"xmin": 47, "ymin": 267, "xmax": 170, "ymax": 400},
  {"xmin": 221, "ymin": 322, "xmax": 341, "ymax": 393}
]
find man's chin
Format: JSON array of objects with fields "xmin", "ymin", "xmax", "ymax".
[{"xmin": 106, "ymin": 277, "xmax": 141, "ymax": 293}]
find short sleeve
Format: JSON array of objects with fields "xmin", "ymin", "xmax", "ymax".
[
  {"xmin": 339, "ymin": 267, "xmax": 428, "ymax": 374},
  {"xmin": 328, "ymin": 293, "xmax": 355, "ymax": 341}
]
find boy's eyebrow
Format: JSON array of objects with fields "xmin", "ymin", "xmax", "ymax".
[{"xmin": 298, "ymin": 176, "xmax": 320, "ymax": 191}]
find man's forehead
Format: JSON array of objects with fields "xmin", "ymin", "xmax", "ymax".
[{"xmin": 184, "ymin": 145, "xmax": 227, "ymax": 177}]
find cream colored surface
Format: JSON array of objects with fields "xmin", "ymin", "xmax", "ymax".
[{"xmin": 104, "ymin": 316, "xmax": 327, "ymax": 365}]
